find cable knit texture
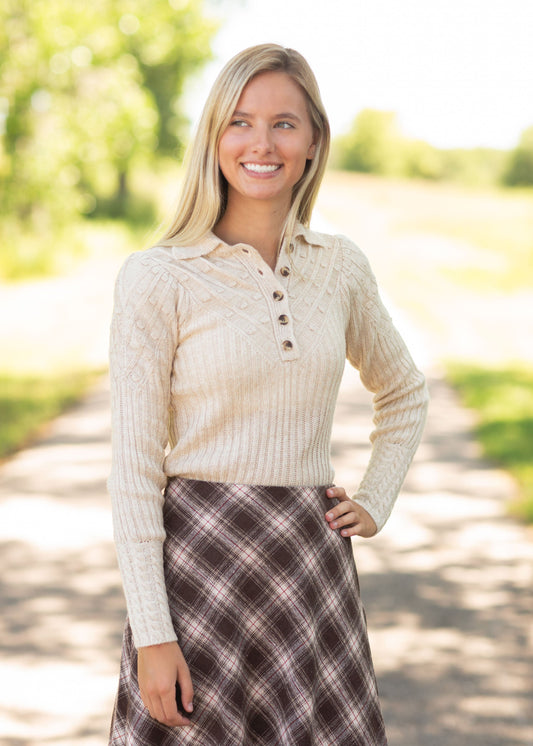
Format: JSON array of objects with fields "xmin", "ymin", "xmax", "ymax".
[{"xmin": 108, "ymin": 224, "xmax": 428, "ymax": 648}]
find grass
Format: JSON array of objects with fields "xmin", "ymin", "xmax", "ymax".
[
  {"xmin": 322, "ymin": 170, "xmax": 533, "ymax": 293},
  {"xmin": 386, "ymin": 185, "xmax": 533, "ymax": 292},
  {"xmin": 0, "ymin": 219, "xmax": 137, "ymax": 458},
  {"xmin": 387, "ymin": 180, "xmax": 533, "ymax": 292},
  {"xmin": 0, "ymin": 369, "xmax": 104, "ymax": 459},
  {"xmin": 447, "ymin": 364, "xmax": 533, "ymax": 522},
  {"xmin": 0, "ymin": 161, "xmax": 189, "ymax": 462},
  {"xmin": 0, "ymin": 173, "xmax": 171, "ymax": 457},
  {"xmin": 0, "ymin": 162, "xmax": 189, "ymax": 459}
]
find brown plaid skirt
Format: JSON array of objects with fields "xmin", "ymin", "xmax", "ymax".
[{"xmin": 109, "ymin": 478, "xmax": 387, "ymax": 745}]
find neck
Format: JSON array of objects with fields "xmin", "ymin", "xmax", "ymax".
[{"xmin": 214, "ymin": 198, "xmax": 290, "ymax": 270}]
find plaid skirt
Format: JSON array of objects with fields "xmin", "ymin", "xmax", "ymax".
[{"xmin": 109, "ymin": 478, "xmax": 387, "ymax": 745}]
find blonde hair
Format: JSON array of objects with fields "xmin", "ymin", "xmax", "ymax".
[{"xmin": 159, "ymin": 43, "xmax": 330, "ymax": 247}]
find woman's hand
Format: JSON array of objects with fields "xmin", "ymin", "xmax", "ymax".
[
  {"xmin": 137, "ymin": 640, "xmax": 194, "ymax": 727},
  {"xmin": 325, "ymin": 486, "xmax": 377, "ymax": 538}
]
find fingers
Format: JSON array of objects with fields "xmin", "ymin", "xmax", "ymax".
[
  {"xmin": 138, "ymin": 641, "xmax": 194, "ymax": 728},
  {"xmin": 143, "ymin": 688, "xmax": 190, "ymax": 728},
  {"xmin": 176, "ymin": 654, "xmax": 195, "ymax": 717},
  {"xmin": 161, "ymin": 687, "xmax": 191, "ymax": 728},
  {"xmin": 325, "ymin": 487, "xmax": 377, "ymax": 538}
]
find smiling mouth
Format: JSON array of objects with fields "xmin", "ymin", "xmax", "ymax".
[{"xmin": 242, "ymin": 163, "xmax": 282, "ymax": 174}]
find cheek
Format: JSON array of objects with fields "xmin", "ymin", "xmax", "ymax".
[
  {"xmin": 218, "ymin": 145, "xmax": 235, "ymax": 185},
  {"xmin": 289, "ymin": 142, "xmax": 314, "ymax": 172},
  {"xmin": 217, "ymin": 134, "xmax": 232, "ymax": 166},
  {"xmin": 219, "ymin": 131, "xmax": 243, "ymax": 159},
  {"xmin": 283, "ymin": 134, "xmax": 314, "ymax": 163}
]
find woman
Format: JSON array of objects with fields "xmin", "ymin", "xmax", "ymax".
[{"xmin": 108, "ymin": 43, "xmax": 428, "ymax": 745}]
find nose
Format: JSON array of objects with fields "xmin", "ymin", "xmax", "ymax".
[{"xmin": 251, "ymin": 124, "xmax": 274, "ymax": 154}]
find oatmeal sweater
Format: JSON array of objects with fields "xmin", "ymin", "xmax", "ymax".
[{"xmin": 108, "ymin": 224, "xmax": 428, "ymax": 648}]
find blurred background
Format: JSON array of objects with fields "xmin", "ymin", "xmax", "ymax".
[
  {"xmin": 1, "ymin": 0, "xmax": 532, "ymax": 517},
  {"xmin": 1, "ymin": 0, "xmax": 532, "ymax": 743}
]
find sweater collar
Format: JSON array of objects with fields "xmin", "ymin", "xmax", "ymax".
[{"xmin": 156, "ymin": 222, "xmax": 318, "ymax": 259}]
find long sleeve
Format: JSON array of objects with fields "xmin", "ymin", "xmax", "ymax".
[
  {"xmin": 341, "ymin": 237, "xmax": 429, "ymax": 530},
  {"xmin": 108, "ymin": 251, "xmax": 179, "ymax": 647}
]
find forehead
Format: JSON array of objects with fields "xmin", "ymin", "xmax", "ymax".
[{"xmin": 236, "ymin": 71, "xmax": 309, "ymax": 114}]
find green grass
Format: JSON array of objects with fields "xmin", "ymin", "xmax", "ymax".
[
  {"xmin": 0, "ymin": 166, "xmax": 179, "ymax": 459},
  {"xmin": 389, "ymin": 181, "xmax": 533, "ymax": 292},
  {"xmin": 0, "ymin": 369, "xmax": 104, "ymax": 459},
  {"xmin": 0, "ymin": 161, "xmax": 187, "ymax": 462},
  {"xmin": 323, "ymin": 171, "xmax": 533, "ymax": 293},
  {"xmin": 447, "ymin": 364, "xmax": 533, "ymax": 522}
]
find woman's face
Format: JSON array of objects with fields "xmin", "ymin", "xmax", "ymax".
[{"xmin": 218, "ymin": 71, "xmax": 316, "ymax": 213}]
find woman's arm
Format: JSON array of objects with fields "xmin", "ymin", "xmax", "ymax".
[
  {"xmin": 108, "ymin": 250, "xmax": 180, "ymax": 647},
  {"xmin": 340, "ymin": 236, "xmax": 429, "ymax": 531}
]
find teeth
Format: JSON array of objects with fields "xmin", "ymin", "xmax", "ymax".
[{"xmin": 243, "ymin": 163, "xmax": 281, "ymax": 173}]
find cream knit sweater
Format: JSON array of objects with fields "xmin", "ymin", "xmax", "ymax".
[{"xmin": 108, "ymin": 224, "xmax": 428, "ymax": 648}]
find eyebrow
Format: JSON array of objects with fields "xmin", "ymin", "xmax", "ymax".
[{"xmin": 232, "ymin": 110, "xmax": 302, "ymax": 123}]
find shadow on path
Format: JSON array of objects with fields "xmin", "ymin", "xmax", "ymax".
[{"xmin": 0, "ymin": 380, "xmax": 125, "ymax": 745}]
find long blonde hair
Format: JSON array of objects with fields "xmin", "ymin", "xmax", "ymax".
[{"xmin": 159, "ymin": 43, "xmax": 330, "ymax": 247}]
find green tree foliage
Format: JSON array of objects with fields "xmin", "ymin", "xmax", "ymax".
[
  {"xmin": 333, "ymin": 109, "xmax": 405, "ymax": 176},
  {"xmin": 332, "ymin": 108, "xmax": 508, "ymax": 187},
  {"xmin": 0, "ymin": 0, "xmax": 217, "ymax": 233},
  {"xmin": 504, "ymin": 126, "xmax": 533, "ymax": 186}
]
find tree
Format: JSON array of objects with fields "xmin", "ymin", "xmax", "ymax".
[
  {"xmin": 332, "ymin": 109, "xmax": 507, "ymax": 187},
  {"xmin": 333, "ymin": 109, "xmax": 405, "ymax": 176},
  {"xmin": 504, "ymin": 126, "xmax": 533, "ymax": 187},
  {"xmin": 0, "ymin": 0, "xmax": 217, "ymax": 227}
]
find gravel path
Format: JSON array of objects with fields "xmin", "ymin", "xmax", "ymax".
[
  {"xmin": 1, "ymin": 367, "xmax": 531, "ymax": 745},
  {"xmin": 0, "ymin": 176, "xmax": 531, "ymax": 744}
]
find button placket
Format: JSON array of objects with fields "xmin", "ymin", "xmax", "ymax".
[
  {"xmin": 238, "ymin": 244, "xmax": 299, "ymax": 360},
  {"xmin": 273, "ymin": 251, "xmax": 298, "ymax": 359},
  {"xmin": 272, "ymin": 295, "xmax": 297, "ymax": 359}
]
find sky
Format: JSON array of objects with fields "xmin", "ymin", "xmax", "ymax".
[{"xmin": 184, "ymin": 0, "xmax": 533, "ymax": 149}]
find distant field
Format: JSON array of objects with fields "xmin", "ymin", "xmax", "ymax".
[
  {"xmin": 318, "ymin": 171, "xmax": 533, "ymax": 366},
  {"xmin": 320, "ymin": 170, "xmax": 533, "ymax": 292}
]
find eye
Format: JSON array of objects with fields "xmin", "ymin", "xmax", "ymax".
[
  {"xmin": 275, "ymin": 121, "xmax": 295, "ymax": 129},
  {"xmin": 230, "ymin": 119, "xmax": 249, "ymax": 127}
]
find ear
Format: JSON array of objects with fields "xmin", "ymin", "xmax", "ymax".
[{"xmin": 307, "ymin": 141, "xmax": 317, "ymax": 160}]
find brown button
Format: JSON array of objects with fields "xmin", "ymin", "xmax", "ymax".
[
  {"xmin": 278, "ymin": 314, "xmax": 289, "ymax": 325},
  {"xmin": 273, "ymin": 290, "xmax": 284, "ymax": 301},
  {"xmin": 280, "ymin": 266, "xmax": 290, "ymax": 277},
  {"xmin": 242, "ymin": 248, "xmax": 249, "ymax": 253},
  {"xmin": 282, "ymin": 340, "xmax": 293, "ymax": 350},
  {"xmin": 258, "ymin": 269, "xmax": 263, "ymax": 275},
  {"xmin": 288, "ymin": 243, "xmax": 294, "ymax": 253}
]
